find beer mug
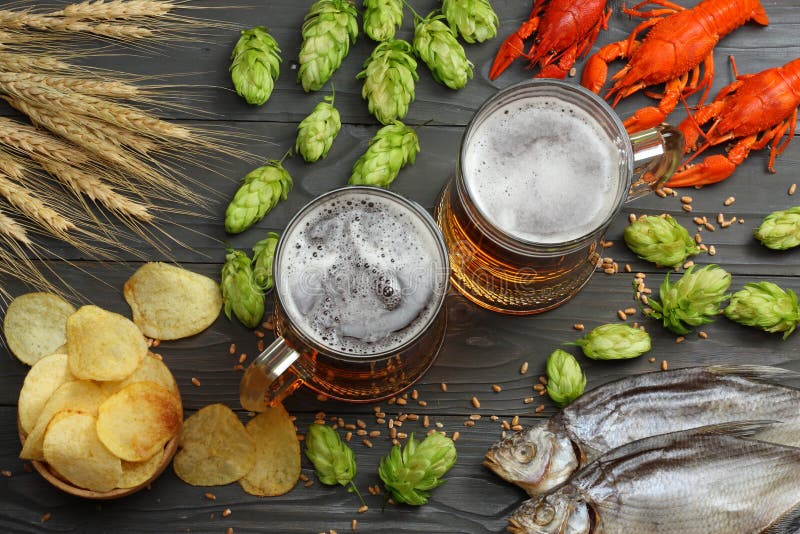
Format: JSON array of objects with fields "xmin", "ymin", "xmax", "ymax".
[
  {"xmin": 240, "ymin": 186, "xmax": 449, "ymax": 411},
  {"xmin": 436, "ymin": 79, "xmax": 683, "ymax": 315}
]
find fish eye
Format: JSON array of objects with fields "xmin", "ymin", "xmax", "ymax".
[
  {"xmin": 533, "ymin": 503, "xmax": 556, "ymax": 525},
  {"xmin": 513, "ymin": 443, "xmax": 537, "ymax": 464}
]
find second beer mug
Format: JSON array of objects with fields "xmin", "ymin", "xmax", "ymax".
[
  {"xmin": 240, "ymin": 186, "xmax": 449, "ymax": 411},
  {"xmin": 436, "ymin": 79, "xmax": 683, "ymax": 315}
]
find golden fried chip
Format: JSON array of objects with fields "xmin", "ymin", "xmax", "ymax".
[
  {"xmin": 18, "ymin": 353, "xmax": 73, "ymax": 435},
  {"xmin": 101, "ymin": 353, "xmax": 179, "ymax": 398},
  {"xmin": 42, "ymin": 411, "xmax": 122, "ymax": 492},
  {"xmin": 173, "ymin": 403, "xmax": 255, "ymax": 486},
  {"xmin": 123, "ymin": 262, "xmax": 223, "ymax": 341},
  {"xmin": 67, "ymin": 305, "xmax": 146, "ymax": 381},
  {"xmin": 96, "ymin": 381, "xmax": 182, "ymax": 462},
  {"xmin": 20, "ymin": 380, "xmax": 107, "ymax": 461},
  {"xmin": 239, "ymin": 403, "xmax": 300, "ymax": 497},
  {"xmin": 118, "ymin": 448, "xmax": 164, "ymax": 489},
  {"xmin": 3, "ymin": 292, "xmax": 75, "ymax": 366}
]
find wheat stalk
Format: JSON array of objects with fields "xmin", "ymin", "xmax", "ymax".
[
  {"xmin": 0, "ymin": 11, "xmax": 154, "ymax": 39},
  {"xmin": 0, "ymin": 52, "xmax": 73, "ymax": 73}
]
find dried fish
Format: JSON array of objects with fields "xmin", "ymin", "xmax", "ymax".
[
  {"xmin": 484, "ymin": 365, "xmax": 800, "ymax": 496},
  {"xmin": 507, "ymin": 422, "xmax": 800, "ymax": 534}
]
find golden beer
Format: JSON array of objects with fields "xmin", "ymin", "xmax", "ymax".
[{"xmin": 437, "ymin": 80, "xmax": 682, "ymax": 314}]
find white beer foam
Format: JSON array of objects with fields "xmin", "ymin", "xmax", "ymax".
[
  {"xmin": 463, "ymin": 96, "xmax": 624, "ymax": 244},
  {"xmin": 279, "ymin": 193, "xmax": 445, "ymax": 356}
]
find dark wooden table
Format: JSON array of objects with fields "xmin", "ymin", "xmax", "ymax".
[{"xmin": 2, "ymin": 0, "xmax": 799, "ymax": 532}]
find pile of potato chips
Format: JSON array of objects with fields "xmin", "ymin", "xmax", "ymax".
[
  {"xmin": 7, "ymin": 262, "xmax": 225, "ymax": 494},
  {"xmin": 174, "ymin": 402, "xmax": 301, "ymax": 496}
]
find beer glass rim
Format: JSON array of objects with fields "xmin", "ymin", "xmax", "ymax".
[
  {"xmin": 458, "ymin": 78, "xmax": 633, "ymax": 253},
  {"xmin": 273, "ymin": 185, "xmax": 450, "ymax": 362}
]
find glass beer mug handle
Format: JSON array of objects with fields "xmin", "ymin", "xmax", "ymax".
[
  {"xmin": 239, "ymin": 337, "xmax": 305, "ymax": 412},
  {"xmin": 626, "ymin": 124, "xmax": 684, "ymax": 201}
]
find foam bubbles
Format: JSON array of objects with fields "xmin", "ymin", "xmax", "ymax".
[
  {"xmin": 463, "ymin": 96, "xmax": 625, "ymax": 243},
  {"xmin": 279, "ymin": 193, "xmax": 445, "ymax": 356}
]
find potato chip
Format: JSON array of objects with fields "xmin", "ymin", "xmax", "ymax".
[
  {"xmin": 3, "ymin": 292, "xmax": 75, "ymax": 366},
  {"xmin": 118, "ymin": 448, "xmax": 164, "ymax": 489},
  {"xmin": 123, "ymin": 262, "xmax": 223, "ymax": 341},
  {"xmin": 239, "ymin": 403, "xmax": 300, "ymax": 497},
  {"xmin": 173, "ymin": 403, "xmax": 255, "ymax": 486},
  {"xmin": 67, "ymin": 305, "xmax": 146, "ymax": 381},
  {"xmin": 96, "ymin": 381, "xmax": 182, "ymax": 462},
  {"xmin": 20, "ymin": 380, "xmax": 107, "ymax": 461},
  {"xmin": 18, "ymin": 353, "xmax": 73, "ymax": 435},
  {"xmin": 42, "ymin": 411, "xmax": 122, "ymax": 492},
  {"xmin": 101, "ymin": 353, "xmax": 179, "ymax": 398}
]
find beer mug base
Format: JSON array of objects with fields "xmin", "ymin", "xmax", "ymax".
[{"xmin": 435, "ymin": 183, "xmax": 600, "ymax": 315}]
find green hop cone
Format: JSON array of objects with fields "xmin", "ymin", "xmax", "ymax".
[
  {"xmin": 298, "ymin": 0, "xmax": 358, "ymax": 92},
  {"xmin": 225, "ymin": 159, "xmax": 293, "ymax": 234},
  {"xmin": 349, "ymin": 121, "xmax": 419, "ymax": 187},
  {"xmin": 296, "ymin": 95, "xmax": 341, "ymax": 162},
  {"xmin": 754, "ymin": 206, "xmax": 800, "ymax": 250},
  {"xmin": 252, "ymin": 231, "xmax": 280, "ymax": 291},
  {"xmin": 220, "ymin": 249, "xmax": 265, "ymax": 329},
  {"xmin": 724, "ymin": 282, "xmax": 800, "ymax": 339},
  {"xmin": 624, "ymin": 214, "xmax": 701, "ymax": 267},
  {"xmin": 230, "ymin": 26, "xmax": 282, "ymax": 105},
  {"xmin": 644, "ymin": 264, "xmax": 732, "ymax": 335},
  {"xmin": 357, "ymin": 39, "xmax": 418, "ymax": 125},
  {"xmin": 442, "ymin": 0, "xmax": 498, "ymax": 44},
  {"xmin": 413, "ymin": 10, "xmax": 474, "ymax": 90},
  {"xmin": 572, "ymin": 323, "xmax": 651, "ymax": 360},
  {"xmin": 378, "ymin": 432, "xmax": 457, "ymax": 506},
  {"xmin": 546, "ymin": 349, "xmax": 586, "ymax": 407},
  {"xmin": 305, "ymin": 424, "xmax": 358, "ymax": 487},
  {"xmin": 363, "ymin": 0, "xmax": 403, "ymax": 42}
]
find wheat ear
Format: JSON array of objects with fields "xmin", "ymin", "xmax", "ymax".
[
  {"xmin": 0, "ymin": 11, "xmax": 153, "ymax": 40},
  {"xmin": 0, "ymin": 173, "xmax": 75, "ymax": 235},
  {"xmin": 0, "ymin": 72, "xmax": 140, "ymax": 98},
  {"xmin": 53, "ymin": 1, "xmax": 178, "ymax": 20},
  {"xmin": 0, "ymin": 117, "xmax": 89, "ymax": 166},
  {"xmin": 0, "ymin": 52, "xmax": 74, "ymax": 73},
  {"xmin": 0, "ymin": 206, "xmax": 30, "ymax": 245}
]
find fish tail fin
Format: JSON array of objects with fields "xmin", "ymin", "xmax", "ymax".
[
  {"xmin": 706, "ymin": 364, "xmax": 800, "ymax": 384},
  {"xmin": 762, "ymin": 503, "xmax": 800, "ymax": 534}
]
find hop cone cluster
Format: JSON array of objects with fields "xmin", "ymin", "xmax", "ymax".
[
  {"xmin": 645, "ymin": 264, "xmax": 732, "ymax": 335},
  {"xmin": 349, "ymin": 121, "xmax": 419, "ymax": 187},
  {"xmin": 624, "ymin": 215, "xmax": 701, "ymax": 267},
  {"xmin": 725, "ymin": 282, "xmax": 800, "ymax": 339},
  {"xmin": 296, "ymin": 95, "xmax": 341, "ymax": 162},
  {"xmin": 413, "ymin": 11, "xmax": 474, "ymax": 90},
  {"xmin": 754, "ymin": 207, "xmax": 800, "ymax": 250},
  {"xmin": 252, "ymin": 232, "xmax": 280, "ymax": 291},
  {"xmin": 225, "ymin": 160, "xmax": 293, "ymax": 234},
  {"xmin": 441, "ymin": 0, "xmax": 498, "ymax": 44},
  {"xmin": 298, "ymin": 0, "xmax": 358, "ymax": 92},
  {"xmin": 230, "ymin": 26, "xmax": 282, "ymax": 105},
  {"xmin": 221, "ymin": 249, "xmax": 265, "ymax": 328},
  {"xmin": 357, "ymin": 39, "xmax": 418, "ymax": 125},
  {"xmin": 305, "ymin": 424, "xmax": 357, "ymax": 487},
  {"xmin": 546, "ymin": 349, "xmax": 586, "ymax": 407},
  {"xmin": 363, "ymin": 0, "xmax": 403, "ymax": 42},
  {"xmin": 379, "ymin": 432, "xmax": 457, "ymax": 505},
  {"xmin": 573, "ymin": 324, "xmax": 651, "ymax": 360}
]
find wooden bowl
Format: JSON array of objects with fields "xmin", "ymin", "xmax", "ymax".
[{"xmin": 18, "ymin": 419, "xmax": 181, "ymax": 500}]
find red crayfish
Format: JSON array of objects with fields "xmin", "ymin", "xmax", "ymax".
[
  {"xmin": 581, "ymin": 0, "xmax": 769, "ymax": 133},
  {"xmin": 667, "ymin": 57, "xmax": 800, "ymax": 187},
  {"xmin": 489, "ymin": 0, "xmax": 611, "ymax": 81}
]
